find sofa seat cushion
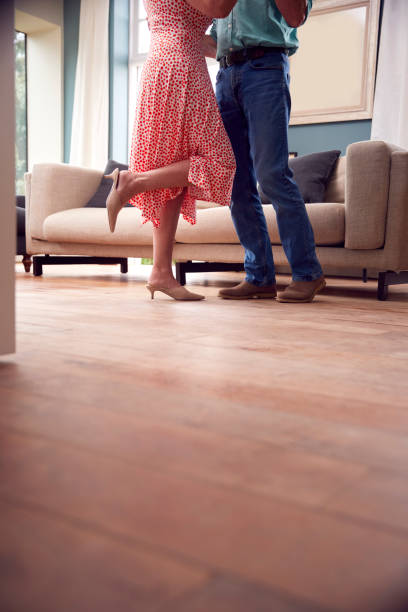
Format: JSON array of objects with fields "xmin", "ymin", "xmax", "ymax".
[
  {"xmin": 43, "ymin": 207, "xmax": 153, "ymax": 245},
  {"xmin": 42, "ymin": 201, "xmax": 345, "ymax": 247},
  {"xmin": 176, "ymin": 202, "xmax": 345, "ymax": 246}
]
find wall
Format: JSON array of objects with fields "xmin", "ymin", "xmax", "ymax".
[
  {"xmin": 0, "ymin": 0, "xmax": 16, "ymax": 355},
  {"xmin": 288, "ymin": 120, "xmax": 372, "ymax": 156},
  {"xmin": 64, "ymin": 0, "xmax": 81, "ymax": 162},
  {"xmin": 25, "ymin": 22, "xmax": 63, "ymax": 166},
  {"xmin": 15, "ymin": 0, "xmax": 63, "ymax": 25},
  {"xmin": 15, "ymin": 1, "xmax": 64, "ymax": 167},
  {"xmin": 288, "ymin": 0, "xmax": 384, "ymax": 156}
]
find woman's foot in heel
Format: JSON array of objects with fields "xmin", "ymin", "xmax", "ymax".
[
  {"xmin": 146, "ymin": 283, "xmax": 204, "ymax": 301},
  {"xmin": 105, "ymin": 168, "xmax": 122, "ymax": 233},
  {"xmin": 146, "ymin": 284, "xmax": 155, "ymax": 299},
  {"xmin": 105, "ymin": 169, "xmax": 146, "ymax": 233},
  {"xmin": 146, "ymin": 274, "xmax": 204, "ymax": 301}
]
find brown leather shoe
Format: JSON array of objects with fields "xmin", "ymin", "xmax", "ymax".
[
  {"xmin": 218, "ymin": 280, "xmax": 277, "ymax": 300},
  {"xmin": 276, "ymin": 276, "xmax": 326, "ymax": 303}
]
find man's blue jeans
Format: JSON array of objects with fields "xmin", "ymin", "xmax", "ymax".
[{"xmin": 216, "ymin": 50, "xmax": 323, "ymax": 285}]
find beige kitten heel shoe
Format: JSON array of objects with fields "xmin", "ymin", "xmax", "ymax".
[
  {"xmin": 105, "ymin": 168, "xmax": 123, "ymax": 233},
  {"xmin": 146, "ymin": 284, "xmax": 205, "ymax": 301}
]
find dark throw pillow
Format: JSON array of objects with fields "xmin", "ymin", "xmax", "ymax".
[
  {"xmin": 259, "ymin": 149, "xmax": 341, "ymax": 204},
  {"xmin": 85, "ymin": 159, "xmax": 131, "ymax": 208}
]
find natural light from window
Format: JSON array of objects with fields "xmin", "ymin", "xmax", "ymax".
[{"xmin": 15, "ymin": 30, "xmax": 27, "ymax": 195}]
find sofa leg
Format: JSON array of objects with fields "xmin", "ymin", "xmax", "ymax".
[
  {"xmin": 33, "ymin": 257, "xmax": 43, "ymax": 277},
  {"xmin": 22, "ymin": 254, "xmax": 32, "ymax": 273},
  {"xmin": 377, "ymin": 270, "xmax": 408, "ymax": 300},
  {"xmin": 31, "ymin": 255, "xmax": 128, "ymax": 276},
  {"xmin": 377, "ymin": 273, "xmax": 388, "ymax": 300},
  {"xmin": 175, "ymin": 262, "xmax": 187, "ymax": 286}
]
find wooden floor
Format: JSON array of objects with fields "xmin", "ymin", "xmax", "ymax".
[{"xmin": 1, "ymin": 261, "xmax": 408, "ymax": 612}]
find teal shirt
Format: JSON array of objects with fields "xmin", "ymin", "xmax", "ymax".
[{"xmin": 211, "ymin": 0, "xmax": 313, "ymax": 59}]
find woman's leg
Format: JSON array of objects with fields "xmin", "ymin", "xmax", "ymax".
[
  {"xmin": 117, "ymin": 160, "xmax": 190, "ymax": 204},
  {"xmin": 116, "ymin": 161, "xmax": 191, "ymax": 287},
  {"xmin": 149, "ymin": 193, "xmax": 183, "ymax": 288}
]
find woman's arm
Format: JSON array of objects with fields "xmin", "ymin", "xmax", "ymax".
[
  {"xmin": 275, "ymin": 0, "xmax": 307, "ymax": 27},
  {"xmin": 185, "ymin": 0, "xmax": 237, "ymax": 19}
]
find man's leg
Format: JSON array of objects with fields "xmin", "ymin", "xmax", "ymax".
[
  {"xmin": 216, "ymin": 66, "xmax": 276, "ymax": 289},
  {"xmin": 240, "ymin": 53, "xmax": 323, "ymax": 284}
]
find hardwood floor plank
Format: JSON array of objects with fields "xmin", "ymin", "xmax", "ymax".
[
  {"xmin": 1, "ymin": 431, "xmax": 408, "ymax": 612},
  {"xmin": 3, "ymin": 376, "xmax": 408, "ymax": 479},
  {"xmin": 324, "ymin": 469, "xmax": 408, "ymax": 533},
  {"xmin": 2, "ymin": 343, "xmax": 408, "ymax": 434},
  {"xmin": 0, "ymin": 500, "xmax": 207, "ymax": 612},
  {"xmin": 1, "ymin": 265, "xmax": 407, "ymax": 612},
  {"xmin": 0, "ymin": 389, "xmax": 370, "ymax": 509},
  {"xmin": 157, "ymin": 574, "xmax": 333, "ymax": 612}
]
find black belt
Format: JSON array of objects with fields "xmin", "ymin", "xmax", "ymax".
[{"xmin": 219, "ymin": 46, "xmax": 289, "ymax": 68}]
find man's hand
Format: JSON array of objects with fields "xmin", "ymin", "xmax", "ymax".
[
  {"xmin": 275, "ymin": 0, "xmax": 307, "ymax": 27},
  {"xmin": 201, "ymin": 34, "xmax": 217, "ymax": 59}
]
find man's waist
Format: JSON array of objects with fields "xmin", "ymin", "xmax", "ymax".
[{"xmin": 219, "ymin": 46, "xmax": 289, "ymax": 68}]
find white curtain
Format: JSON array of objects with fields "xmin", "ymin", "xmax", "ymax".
[
  {"xmin": 371, "ymin": 0, "xmax": 408, "ymax": 149},
  {"xmin": 70, "ymin": 0, "xmax": 110, "ymax": 169}
]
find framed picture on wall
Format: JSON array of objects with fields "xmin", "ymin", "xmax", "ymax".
[{"xmin": 289, "ymin": 0, "xmax": 381, "ymax": 125}]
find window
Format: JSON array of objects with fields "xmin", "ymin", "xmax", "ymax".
[
  {"xmin": 128, "ymin": 0, "xmax": 149, "ymax": 144},
  {"xmin": 14, "ymin": 30, "xmax": 27, "ymax": 195}
]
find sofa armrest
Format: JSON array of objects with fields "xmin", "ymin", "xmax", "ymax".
[
  {"xmin": 26, "ymin": 163, "xmax": 102, "ymax": 242},
  {"xmin": 382, "ymin": 150, "xmax": 408, "ymax": 271},
  {"xmin": 345, "ymin": 140, "xmax": 392, "ymax": 250}
]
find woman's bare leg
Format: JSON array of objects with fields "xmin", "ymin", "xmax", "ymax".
[
  {"xmin": 113, "ymin": 161, "xmax": 190, "ymax": 287},
  {"xmin": 116, "ymin": 160, "xmax": 191, "ymax": 204},
  {"xmin": 149, "ymin": 193, "xmax": 183, "ymax": 289}
]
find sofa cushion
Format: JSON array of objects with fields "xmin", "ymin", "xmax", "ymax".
[
  {"xmin": 85, "ymin": 160, "xmax": 131, "ymax": 208},
  {"xmin": 176, "ymin": 202, "xmax": 345, "ymax": 246},
  {"xmin": 324, "ymin": 156, "xmax": 345, "ymax": 203},
  {"xmin": 43, "ymin": 207, "xmax": 153, "ymax": 245},
  {"xmin": 43, "ymin": 201, "xmax": 345, "ymax": 247},
  {"xmin": 259, "ymin": 150, "xmax": 341, "ymax": 204},
  {"xmin": 196, "ymin": 199, "xmax": 218, "ymax": 209}
]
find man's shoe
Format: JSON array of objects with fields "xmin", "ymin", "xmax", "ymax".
[
  {"xmin": 218, "ymin": 280, "xmax": 277, "ymax": 300},
  {"xmin": 276, "ymin": 276, "xmax": 326, "ymax": 303}
]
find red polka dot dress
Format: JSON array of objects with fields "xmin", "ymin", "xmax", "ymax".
[{"xmin": 128, "ymin": 0, "xmax": 236, "ymax": 227}]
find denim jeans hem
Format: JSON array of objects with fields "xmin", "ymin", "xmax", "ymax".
[
  {"xmin": 245, "ymin": 275, "xmax": 277, "ymax": 287},
  {"xmin": 291, "ymin": 271, "xmax": 323, "ymax": 282}
]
